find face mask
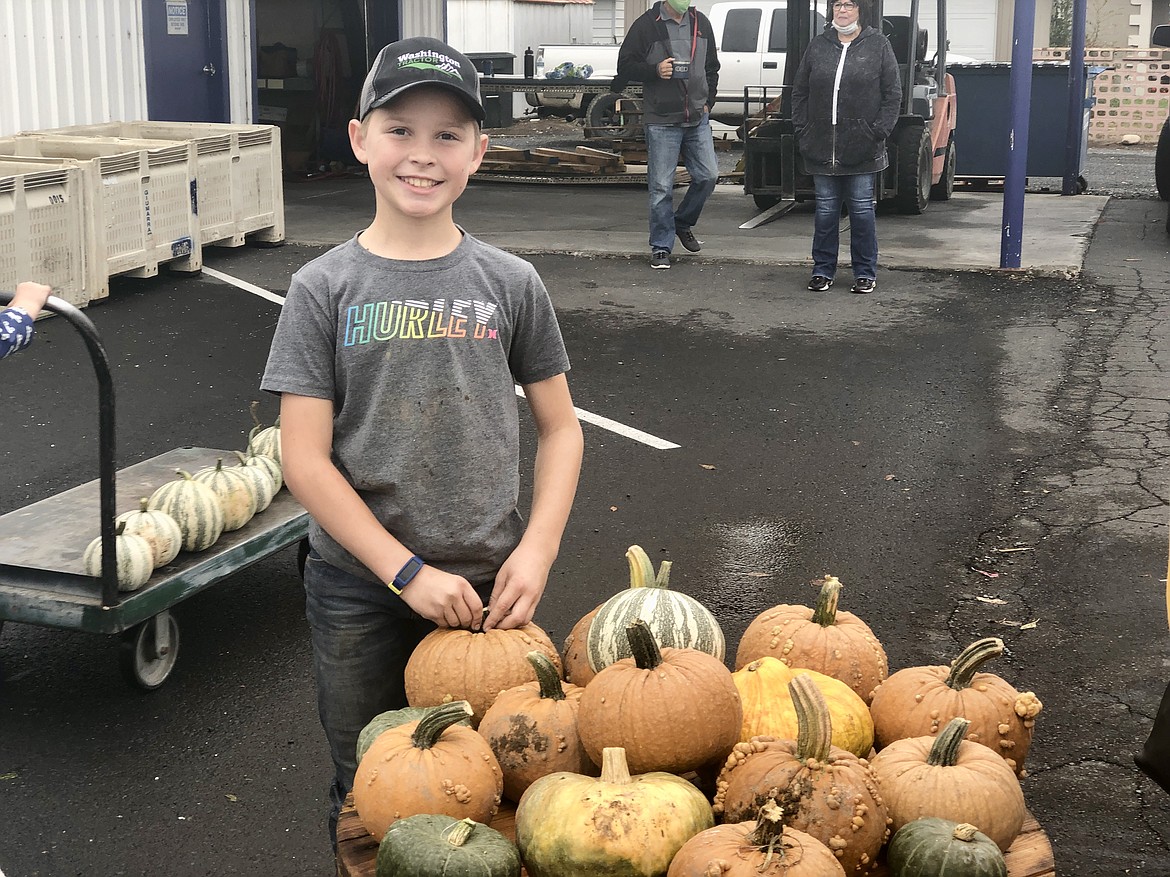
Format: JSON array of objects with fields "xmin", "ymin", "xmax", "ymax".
[
  {"xmin": 666, "ymin": 0, "xmax": 691, "ymax": 13},
  {"xmin": 832, "ymin": 20, "xmax": 860, "ymax": 33}
]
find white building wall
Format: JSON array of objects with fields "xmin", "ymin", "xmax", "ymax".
[
  {"xmin": 402, "ymin": 0, "xmax": 448, "ymax": 38},
  {"xmin": 592, "ymin": 0, "xmax": 625, "ymax": 43}
]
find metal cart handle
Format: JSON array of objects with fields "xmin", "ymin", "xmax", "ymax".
[{"xmin": 1, "ymin": 291, "xmax": 121, "ymax": 608}]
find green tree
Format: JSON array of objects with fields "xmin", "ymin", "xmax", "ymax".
[{"xmin": 1050, "ymin": 0, "xmax": 1072, "ymax": 46}]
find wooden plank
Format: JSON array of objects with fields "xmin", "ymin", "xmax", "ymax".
[{"xmin": 530, "ymin": 147, "xmax": 622, "ymax": 168}]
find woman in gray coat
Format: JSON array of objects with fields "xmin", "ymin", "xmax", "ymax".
[{"xmin": 792, "ymin": 0, "xmax": 901, "ymax": 294}]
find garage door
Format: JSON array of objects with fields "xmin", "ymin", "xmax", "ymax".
[{"xmin": 901, "ymin": 0, "xmax": 999, "ymax": 62}]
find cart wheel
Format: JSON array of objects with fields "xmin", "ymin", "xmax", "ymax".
[{"xmin": 120, "ymin": 611, "xmax": 180, "ymax": 691}]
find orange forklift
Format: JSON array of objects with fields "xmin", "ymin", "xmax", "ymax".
[{"xmin": 742, "ymin": 0, "xmax": 957, "ymax": 219}]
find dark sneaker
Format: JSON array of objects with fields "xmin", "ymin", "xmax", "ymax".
[
  {"xmin": 807, "ymin": 275, "xmax": 833, "ymax": 292},
  {"xmin": 676, "ymin": 228, "xmax": 702, "ymax": 252},
  {"xmin": 651, "ymin": 249, "xmax": 671, "ymax": 269},
  {"xmin": 851, "ymin": 277, "xmax": 876, "ymax": 294}
]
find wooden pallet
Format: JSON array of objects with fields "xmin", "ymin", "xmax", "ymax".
[
  {"xmin": 335, "ymin": 794, "xmax": 1054, "ymax": 877},
  {"xmin": 477, "ymin": 145, "xmax": 625, "ymax": 177}
]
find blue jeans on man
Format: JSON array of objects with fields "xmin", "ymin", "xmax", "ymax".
[
  {"xmin": 645, "ymin": 114, "xmax": 719, "ymax": 254},
  {"xmin": 812, "ymin": 172, "xmax": 879, "ymax": 281}
]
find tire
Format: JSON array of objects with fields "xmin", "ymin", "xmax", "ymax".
[
  {"xmin": 894, "ymin": 126, "xmax": 932, "ymax": 214},
  {"xmin": 753, "ymin": 192, "xmax": 782, "ymax": 210},
  {"xmin": 120, "ymin": 611, "xmax": 180, "ymax": 691},
  {"xmin": 586, "ymin": 93, "xmax": 639, "ymax": 138},
  {"xmin": 930, "ymin": 139, "xmax": 956, "ymax": 201},
  {"xmin": 1156, "ymin": 118, "xmax": 1170, "ymax": 201}
]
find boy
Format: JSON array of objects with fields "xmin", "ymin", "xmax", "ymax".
[
  {"xmin": 1, "ymin": 282, "xmax": 52, "ymax": 359},
  {"xmin": 260, "ymin": 37, "xmax": 584, "ymax": 845}
]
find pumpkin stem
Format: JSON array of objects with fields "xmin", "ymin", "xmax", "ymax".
[
  {"xmin": 444, "ymin": 818, "xmax": 478, "ymax": 848},
  {"xmin": 600, "ymin": 747, "xmax": 633, "ymax": 784},
  {"xmin": 528, "ymin": 651, "xmax": 567, "ymax": 701},
  {"xmin": 926, "ymin": 717, "xmax": 971, "ymax": 767},
  {"xmin": 655, "ymin": 559, "xmax": 672, "ymax": 588},
  {"xmin": 625, "ymin": 619, "xmax": 664, "ymax": 671},
  {"xmin": 410, "ymin": 701, "xmax": 474, "ymax": 749},
  {"xmin": 745, "ymin": 797, "xmax": 789, "ymax": 849},
  {"xmin": 176, "ymin": 469, "xmax": 196, "ymax": 481},
  {"xmin": 215, "ymin": 458, "xmax": 227, "ymax": 472},
  {"xmin": 249, "ymin": 400, "xmax": 262, "ymax": 429},
  {"xmin": 810, "ymin": 575, "xmax": 842, "ymax": 627},
  {"xmin": 115, "ymin": 520, "xmax": 127, "ymax": 537},
  {"xmin": 626, "ymin": 545, "xmax": 666, "ymax": 590},
  {"xmin": 138, "ymin": 498, "xmax": 150, "ymax": 512},
  {"xmin": 789, "ymin": 673, "xmax": 833, "ymax": 762},
  {"xmin": 953, "ymin": 823, "xmax": 981, "ymax": 843},
  {"xmin": 945, "ymin": 637, "xmax": 1004, "ymax": 690}
]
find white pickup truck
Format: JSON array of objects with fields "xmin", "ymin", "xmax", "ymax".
[{"xmin": 527, "ymin": 0, "xmax": 825, "ymax": 122}]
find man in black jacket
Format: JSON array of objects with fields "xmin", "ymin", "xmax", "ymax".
[{"xmin": 615, "ymin": 0, "xmax": 720, "ymax": 269}]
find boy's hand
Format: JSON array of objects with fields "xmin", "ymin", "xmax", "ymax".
[
  {"xmin": 483, "ymin": 544, "xmax": 552, "ymax": 631},
  {"xmin": 10, "ymin": 282, "xmax": 52, "ymax": 319},
  {"xmin": 399, "ymin": 565, "xmax": 483, "ymax": 629}
]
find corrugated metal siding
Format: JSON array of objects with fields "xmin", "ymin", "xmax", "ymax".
[
  {"xmin": 592, "ymin": 0, "xmax": 624, "ymax": 43},
  {"xmin": 401, "ymin": 0, "xmax": 447, "ymax": 39},
  {"xmin": 448, "ymin": 0, "xmax": 515, "ymax": 51},
  {"xmin": 0, "ymin": 0, "xmax": 148, "ymax": 136}
]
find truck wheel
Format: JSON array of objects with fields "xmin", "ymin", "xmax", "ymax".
[
  {"xmin": 753, "ymin": 192, "xmax": 782, "ymax": 210},
  {"xmin": 587, "ymin": 93, "xmax": 639, "ymax": 138},
  {"xmin": 894, "ymin": 126, "xmax": 932, "ymax": 214},
  {"xmin": 930, "ymin": 140, "xmax": 956, "ymax": 201},
  {"xmin": 1156, "ymin": 118, "xmax": 1170, "ymax": 201}
]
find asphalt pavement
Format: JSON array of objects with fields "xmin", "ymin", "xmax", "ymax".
[{"xmin": 1, "ymin": 148, "xmax": 1169, "ymax": 875}]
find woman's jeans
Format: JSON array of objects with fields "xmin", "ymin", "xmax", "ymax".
[
  {"xmin": 645, "ymin": 115, "xmax": 719, "ymax": 252},
  {"xmin": 812, "ymin": 172, "xmax": 879, "ymax": 280}
]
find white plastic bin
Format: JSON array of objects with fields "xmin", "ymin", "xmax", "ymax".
[
  {"xmin": 0, "ymin": 134, "xmax": 202, "ymax": 282},
  {"xmin": 48, "ymin": 122, "xmax": 285, "ymax": 247},
  {"xmin": 0, "ymin": 159, "xmax": 103, "ymax": 307}
]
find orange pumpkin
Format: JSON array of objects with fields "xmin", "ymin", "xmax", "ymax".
[
  {"xmin": 560, "ymin": 604, "xmax": 601, "ymax": 686},
  {"xmin": 869, "ymin": 637, "xmax": 1042, "ymax": 776},
  {"xmin": 477, "ymin": 651, "xmax": 598, "ymax": 803},
  {"xmin": 404, "ymin": 622, "xmax": 561, "ymax": 726},
  {"xmin": 735, "ymin": 575, "xmax": 888, "ymax": 704},
  {"xmin": 352, "ymin": 701, "xmax": 503, "ymax": 840}
]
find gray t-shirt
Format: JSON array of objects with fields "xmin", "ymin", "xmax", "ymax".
[{"xmin": 261, "ymin": 232, "xmax": 571, "ymax": 587}]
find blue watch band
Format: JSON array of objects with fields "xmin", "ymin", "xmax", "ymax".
[{"xmin": 389, "ymin": 555, "xmax": 425, "ymax": 595}]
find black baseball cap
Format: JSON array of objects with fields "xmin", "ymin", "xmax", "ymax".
[{"xmin": 358, "ymin": 37, "xmax": 485, "ymax": 124}]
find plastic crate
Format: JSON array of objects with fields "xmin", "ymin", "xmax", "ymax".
[
  {"xmin": 48, "ymin": 122, "xmax": 285, "ymax": 247},
  {"xmin": 0, "ymin": 134, "xmax": 201, "ymax": 281},
  {"xmin": 0, "ymin": 159, "xmax": 103, "ymax": 307}
]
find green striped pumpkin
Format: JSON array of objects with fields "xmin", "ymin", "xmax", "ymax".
[
  {"xmin": 193, "ymin": 458, "xmax": 258, "ymax": 531},
  {"xmin": 115, "ymin": 498, "xmax": 183, "ymax": 566},
  {"xmin": 148, "ymin": 470, "xmax": 225, "ymax": 552},
  {"xmin": 83, "ymin": 522, "xmax": 155, "ymax": 592},
  {"xmin": 230, "ymin": 452, "xmax": 277, "ymax": 513},
  {"xmin": 236, "ymin": 448, "xmax": 282, "ymax": 492},
  {"xmin": 248, "ymin": 419, "xmax": 281, "ymax": 466},
  {"xmin": 585, "ymin": 545, "xmax": 725, "ymax": 673}
]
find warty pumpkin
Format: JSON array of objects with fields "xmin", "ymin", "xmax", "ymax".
[
  {"xmin": 868, "ymin": 717, "xmax": 1025, "ymax": 852},
  {"xmin": 147, "ymin": 469, "xmax": 225, "ymax": 552},
  {"xmin": 356, "ymin": 705, "xmax": 471, "ymax": 764},
  {"xmin": 585, "ymin": 545, "xmax": 725, "ymax": 673},
  {"xmin": 713, "ymin": 673, "xmax": 889, "ymax": 875},
  {"xmin": 577, "ymin": 619, "xmax": 743, "ymax": 774},
  {"xmin": 735, "ymin": 574, "xmax": 888, "ymax": 704},
  {"xmin": 375, "ymin": 815, "xmax": 521, "ymax": 877},
  {"xmin": 869, "ymin": 636, "xmax": 1042, "ymax": 776},
  {"xmin": 352, "ymin": 701, "xmax": 503, "ymax": 841},
  {"xmin": 668, "ymin": 798, "xmax": 846, "ymax": 877},
  {"xmin": 886, "ymin": 817, "xmax": 1007, "ymax": 877},
  {"xmin": 192, "ymin": 458, "xmax": 258, "ymax": 531},
  {"xmin": 732, "ymin": 655, "xmax": 874, "ymax": 758},
  {"xmin": 115, "ymin": 498, "xmax": 182, "ymax": 567},
  {"xmin": 560, "ymin": 603, "xmax": 601, "ymax": 686},
  {"xmin": 83, "ymin": 522, "xmax": 154, "ymax": 592},
  {"xmin": 515, "ymin": 746, "xmax": 713, "ymax": 877},
  {"xmin": 478, "ymin": 651, "xmax": 597, "ymax": 803},
  {"xmin": 403, "ymin": 622, "xmax": 561, "ymax": 727}
]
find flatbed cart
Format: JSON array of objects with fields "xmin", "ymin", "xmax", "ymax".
[{"xmin": 0, "ymin": 291, "xmax": 308, "ymax": 690}]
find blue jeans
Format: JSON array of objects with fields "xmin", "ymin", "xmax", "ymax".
[
  {"xmin": 811, "ymin": 173, "xmax": 879, "ymax": 281},
  {"xmin": 645, "ymin": 115, "xmax": 719, "ymax": 252},
  {"xmin": 302, "ymin": 549, "xmax": 490, "ymax": 847}
]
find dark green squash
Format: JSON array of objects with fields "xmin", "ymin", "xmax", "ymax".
[
  {"xmin": 357, "ymin": 706, "xmax": 471, "ymax": 764},
  {"xmin": 375, "ymin": 814, "xmax": 521, "ymax": 877},
  {"xmin": 887, "ymin": 817, "xmax": 1007, "ymax": 877}
]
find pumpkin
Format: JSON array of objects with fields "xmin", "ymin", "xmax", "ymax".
[
  {"xmin": 356, "ymin": 705, "xmax": 471, "ymax": 764},
  {"xmin": 83, "ymin": 522, "xmax": 154, "ymax": 592},
  {"xmin": 886, "ymin": 818, "xmax": 1007, "ymax": 877},
  {"xmin": 869, "ymin": 637, "xmax": 1042, "ymax": 776},
  {"xmin": 735, "ymin": 574, "xmax": 888, "ymax": 704},
  {"xmin": 192, "ymin": 458, "xmax": 258, "ymax": 531},
  {"xmin": 585, "ymin": 545, "xmax": 725, "ymax": 673},
  {"xmin": 560, "ymin": 604, "xmax": 601, "ymax": 686},
  {"xmin": 353, "ymin": 701, "xmax": 503, "ymax": 841},
  {"xmin": 869, "ymin": 717, "xmax": 1025, "ymax": 852},
  {"xmin": 515, "ymin": 746, "xmax": 713, "ymax": 877},
  {"xmin": 147, "ymin": 469, "xmax": 225, "ymax": 552},
  {"xmin": 230, "ymin": 451, "xmax": 277, "ymax": 513},
  {"xmin": 404, "ymin": 622, "xmax": 561, "ymax": 726},
  {"xmin": 478, "ymin": 651, "xmax": 597, "ymax": 803},
  {"xmin": 236, "ymin": 447, "xmax": 282, "ymax": 492},
  {"xmin": 713, "ymin": 674, "xmax": 889, "ymax": 875},
  {"xmin": 732, "ymin": 656, "xmax": 874, "ymax": 758},
  {"xmin": 375, "ymin": 815, "xmax": 521, "ymax": 877},
  {"xmin": 577, "ymin": 619, "xmax": 742, "ymax": 774},
  {"xmin": 668, "ymin": 798, "xmax": 846, "ymax": 877},
  {"xmin": 115, "ymin": 498, "xmax": 182, "ymax": 567},
  {"xmin": 248, "ymin": 401, "xmax": 282, "ymax": 465}
]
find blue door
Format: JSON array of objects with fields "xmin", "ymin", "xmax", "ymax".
[{"xmin": 143, "ymin": 0, "xmax": 230, "ymax": 122}]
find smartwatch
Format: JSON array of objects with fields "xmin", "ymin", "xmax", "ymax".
[{"xmin": 389, "ymin": 555, "xmax": 425, "ymax": 595}]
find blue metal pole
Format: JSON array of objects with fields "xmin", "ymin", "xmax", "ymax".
[
  {"xmin": 1001, "ymin": 0, "xmax": 1037, "ymax": 268},
  {"xmin": 1062, "ymin": 0, "xmax": 1088, "ymax": 195}
]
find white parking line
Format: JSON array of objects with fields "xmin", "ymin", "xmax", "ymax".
[{"xmin": 205, "ymin": 265, "xmax": 681, "ymax": 450}]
